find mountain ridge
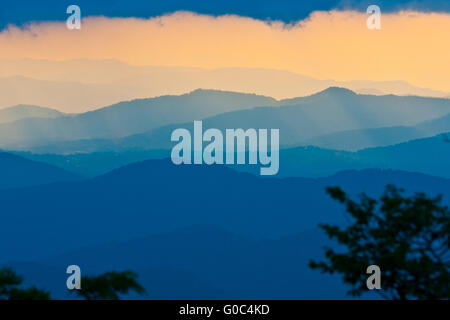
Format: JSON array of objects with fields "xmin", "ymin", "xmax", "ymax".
[
  {"xmin": 0, "ymin": 104, "xmax": 63, "ymax": 124},
  {"xmin": 0, "ymin": 89, "xmax": 278, "ymax": 148},
  {"xmin": 302, "ymin": 110, "xmax": 450, "ymax": 151},
  {"xmin": 1, "ymin": 58, "xmax": 448, "ymax": 112},
  {"xmin": 9, "ymin": 87, "xmax": 450, "ymax": 153},
  {"xmin": 0, "ymin": 152, "xmax": 81, "ymax": 189},
  {"xmin": 1, "ymin": 158, "xmax": 450, "ymax": 262}
]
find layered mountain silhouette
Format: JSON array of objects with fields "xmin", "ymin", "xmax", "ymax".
[
  {"xmin": 231, "ymin": 133, "xmax": 450, "ymax": 178},
  {"xmin": 1, "ymin": 158, "xmax": 450, "ymax": 263},
  {"xmin": 0, "ymin": 89, "xmax": 277, "ymax": 149},
  {"xmin": 13, "ymin": 131, "xmax": 450, "ymax": 179},
  {"xmin": 305, "ymin": 110, "xmax": 450, "ymax": 151},
  {"xmin": 1, "ymin": 77, "xmax": 449, "ymax": 300},
  {"xmin": 1, "ymin": 58, "xmax": 447, "ymax": 111},
  {"xmin": 0, "ymin": 152, "xmax": 81, "ymax": 189},
  {"xmin": 11, "ymin": 88, "xmax": 450, "ymax": 153},
  {"xmin": 2, "ymin": 160, "xmax": 449, "ymax": 299}
]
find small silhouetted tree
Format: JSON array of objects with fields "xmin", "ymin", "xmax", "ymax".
[
  {"xmin": 72, "ymin": 271, "xmax": 145, "ymax": 300},
  {"xmin": 0, "ymin": 267, "xmax": 51, "ymax": 300},
  {"xmin": 310, "ymin": 185, "xmax": 450, "ymax": 300}
]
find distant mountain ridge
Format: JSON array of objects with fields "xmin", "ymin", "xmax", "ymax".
[
  {"xmin": 0, "ymin": 104, "xmax": 63, "ymax": 124},
  {"xmin": 13, "ymin": 131, "xmax": 450, "ymax": 180},
  {"xmin": 0, "ymin": 152, "xmax": 81, "ymax": 189},
  {"xmin": 1, "ymin": 58, "xmax": 447, "ymax": 111},
  {"xmin": 10, "ymin": 87, "xmax": 450, "ymax": 153},
  {"xmin": 0, "ymin": 89, "xmax": 277, "ymax": 148},
  {"xmin": 230, "ymin": 133, "xmax": 450, "ymax": 179},
  {"xmin": 303, "ymin": 111, "xmax": 450, "ymax": 151}
]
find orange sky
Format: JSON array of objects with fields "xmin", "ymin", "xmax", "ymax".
[{"xmin": 1, "ymin": 10, "xmax": 449, "ymax": 92}]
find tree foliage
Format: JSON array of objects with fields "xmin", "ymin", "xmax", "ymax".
[
  {"xmin": 310, "ymin": 185, "xmax": 450, "ymax": 300},
  {"xmin": 0, "ymin": 267, "xmax": 51, "ymax": 300},
  {"xmin": 72, "ymin": 270, "xmax": 145, "ymax": 300}
]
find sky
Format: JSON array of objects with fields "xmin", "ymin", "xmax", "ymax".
[
  {"xmin": 0, "ymin": 1, "xmax": 449, "ymax": 112},
  {"xmin": 1, "ymin": 0, "xmax": 450, "ymax": 28}
]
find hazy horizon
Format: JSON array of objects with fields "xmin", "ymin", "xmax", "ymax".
[{"xmin": 1, "ymin": 58, "xmax": 449, "ymax": 113}]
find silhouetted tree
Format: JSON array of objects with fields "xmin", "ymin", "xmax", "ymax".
[
  {"xmin": 310, "ymin": 185, "xmax": 450, "ymax": 300},
  {"xmin": 0, "ymin": 267, "xmax": 51, "ymax": 300},
  {"xmin": 72, "ymin": 270, "xmax": 145, "ymax": 300}
]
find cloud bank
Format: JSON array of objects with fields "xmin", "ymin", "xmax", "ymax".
[{"xmin": 1, "ymin": 10, "xmax": 449, "ymax": 92}]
